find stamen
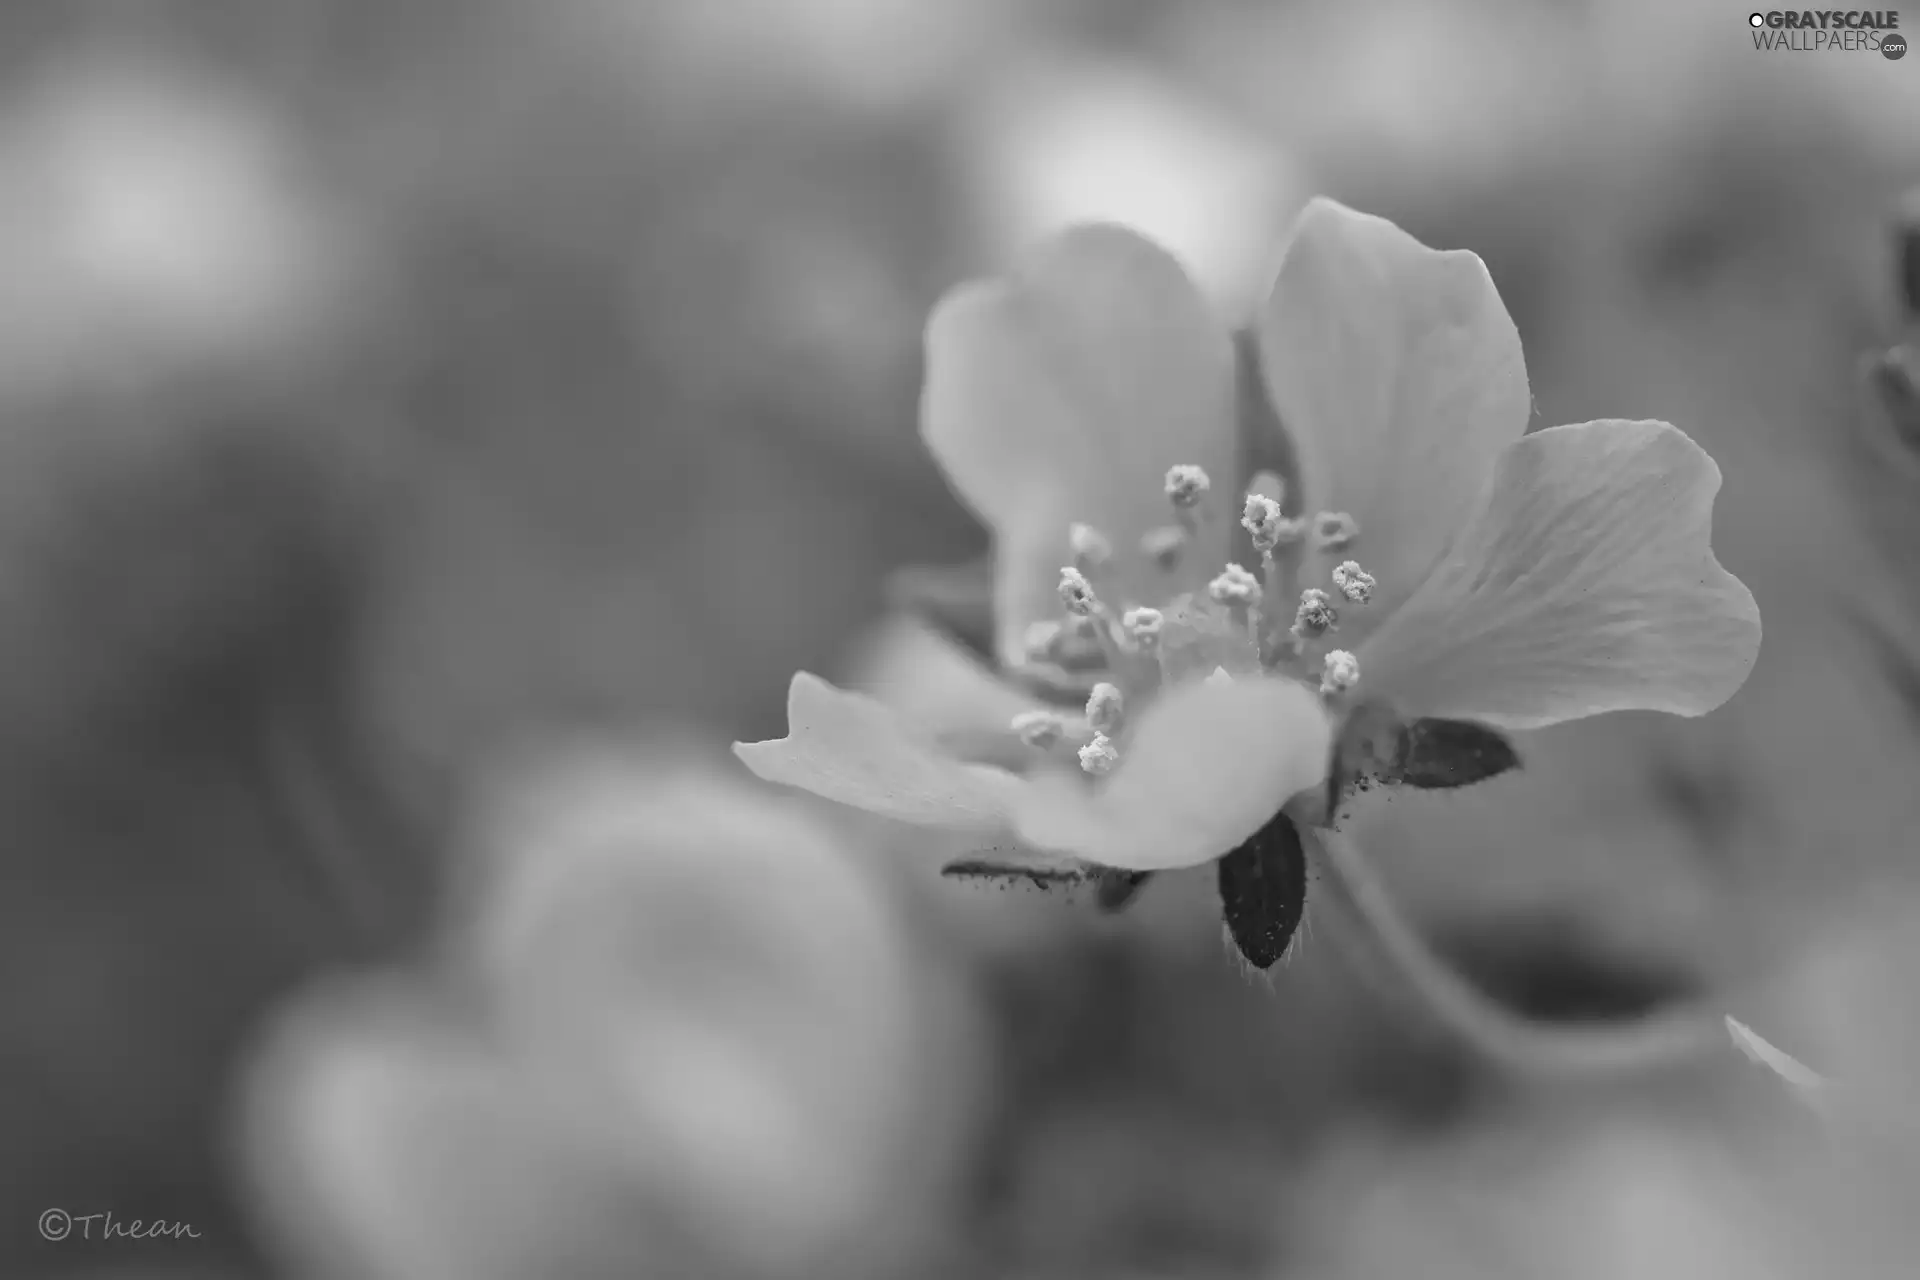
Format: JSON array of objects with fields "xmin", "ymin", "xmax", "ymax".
[
  {"xmin": 1242, "ymin": 494, "xmax": 1286, "ymax": 556},
  {"xmin": 1330, "ymin": 560, "xmax": 1376, "ymax": 605},
  {"xmin": 1120, "ymin": 606, "xmax": 1165, "ymax": 653},
  {"xmin": 1208, "ymin": 563, "xmax": 1263, "ymax": 645},
  {"xmin": 1011, "ymin": 710, "xmax": 1067, "ymax": 749},
  {"xmin": 1140, "ymin": 525, "xmax": 1187, "ymax": 571},
  {"xmin": 1292, "ymin": 587, "xmax": 1339, "ymax": 640},
  {"xmin": 1069, "ymin": 522, "xmax": 1113, "ymax": 572},
  {"xmin": 1207, "ymin": 564, "xmax": 1262, "ymax": 608},
  {"xmin": 1319, "ymin": 650, "xmax": 1360, "ymax": 697},
  {"xmin": 1165, "ymin": 464, "xmax": 1211, "ymax": 537},
  {"xmin": 1079, "ymin": 733, "xmax": 1120, "ymax": 776},
  {"xmin": 1085, "ymin": 682, "xmax": 1124, "ymax": 735},
  {"xmin": 1057, "ymin": 566, "xmax": 1099, "ymax": 616},
  {"xmin": 1245, "ymin": 490, "xmax": 1306, "ymax": 670},
  {"xmin": 1312, "ymin": 511, "xmax": 1359, "ymax": 552},
  {"xmin": 1057, "ymin": 567, "xmax": 1135, "ymax": 674},
  {"xmin": 1164, "ymin": 464, "xmax": 1211, "ymax": 509}
]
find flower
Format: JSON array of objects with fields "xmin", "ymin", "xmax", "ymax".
[
  {"xmin": 241, "ymin": 744, "xmax": 982, "ymax": 1279},
  {"xmin": 735, "ymin": 199, "xmax": 1761, "ymax": 961}
]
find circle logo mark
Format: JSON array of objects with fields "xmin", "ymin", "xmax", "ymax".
[
  {"xmin": 1884, "ymin": 33, "xmax": 1908, "ymax": 59},
  {"xmin": 1749, "ymin": 12, "xmax": 1766, "ymax": 27}
]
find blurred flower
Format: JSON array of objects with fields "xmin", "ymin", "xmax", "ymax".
[
  {"xmin": 0, "ymin": 55, "xmax": 361, "ymax": 399},
  {"xmin": 1298, "ymin": 1110, "xmax": 1815, "ymax": 1280},
  {"xmin": 240, "ymin": 741, "xmax": 983, "ymax": 1280},
  {"xmin": 955, "ymin": 50, "xmax": 1308, "ymax": 310},
  {"xmin": 1161, "ymin": 0, "xmax": 1572, "ymax": 200},
  {"xmin": 546, "ymin": 0, "xmax": 1020, "ymax": 115},
  {"xmin": 1742, "ymin": 895, "xmax": 1920, "ymax": 1146},
  {"xmin": 736, "ymin": 201, "xmax": 1760, "ymax": 941}
]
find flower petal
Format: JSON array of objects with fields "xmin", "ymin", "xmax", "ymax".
[
  {"xmin": 1356, "ymin": 420, "xmax": 1762, "ymax": 731},
  {"xmin": 734, "ymin": 673, "xmax": 1023, "ymax": 829},
  {"xmin": 1012, "ymin": 674, "xmax": 1331, "ymax": 871},
  {"xmin": 847, "ymin": 613, "xmax": 1042, "ymax": 772},
  {"xmin": 1257, "ymin": 197, "xmax": 1531, "ymax": 626},
  {"xmin": 923, "ymin": 224, "xmax": 1238, "ymax": 669}
]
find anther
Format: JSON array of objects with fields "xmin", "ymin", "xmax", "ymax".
[
  {"xmin": 1012, "ymin": 710, "xmax": 1067, "ymax": 749},
  {"xmin": 1121, "ymin": 606, "xmax": 1165, "ymax": 652},
  {"xmin": 1085, "ymin": 682, "xmax": 1124, "ymax": 735},
  {"xmin": 1079, "ymin": 733, "xmax": 1120, "ymax": 776},
  {"xmin": 1319, "ymin": 650, "xmax": 1360, "ymax": 697},
  {"xmin": 1242, "ymin": 494, "xmax": 1285, "ymax": 556},
  {"xmin": 1312, "ymin": 512, "xmax": 1359, "ymax": 552},
  {"xmin": 1208, "ymin": 564, "xmax": 1262, "ymax": 607},
  {"xmin": 1140, "ymin": 525, "xmax": 1187, "ymax": 570},
  {"xmin": 1069, "ymin": 522, "xmax": 1113, "ymax": 571},
  {"xmin": 1292, "ymin": 588, "xmax": 1338, "ymax": 639},
  {"xmin": 1058, "ymin": 566, "xmax": 1099, "ymax": 616},
  {"xmin": 1330, "ymin": 560, "xmax": 1376, "ymax": 605},
  {"xmin": 1164, "ymin": 464, "xmax": 1211, "ymax": 509}
]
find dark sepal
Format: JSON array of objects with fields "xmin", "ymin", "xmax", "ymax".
[
  {"xmin": 942, "ymin": 857, "xmax": 1090, "ymax": 892},
  {"xmin": 1393, "ymin": 718, "xmax": 1522, "ymax": 790},
  {"xmin": 1093, "ymin": 870, "xmax": 1154, "ymax": 914},
  {"xmin": 1215, "ymin": 809, "xmax": 1308, "ymax": 970},
  {"xmin": 1324, "ymin": 700, "xmax": 1402, "ymax": 816}
]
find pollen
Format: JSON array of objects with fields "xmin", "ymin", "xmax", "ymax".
[
  {"xmin": 1320, "ymin": 650, "xmax": 1360, "ymax": 697},
  {"xmin": 1058, "ymin": 566, "xmax": 1099, "ymax": 616},
  {"xmin": 1121, "ymin": 606, "xmax": 1165, "ymax": 651},
  {"xmin": 1242, "ymin": 493, "xmax": 1284, "ymax": 554},
  {"xmin": 1292, "ymin": 588, "xmax": 1339, "ymax": 638},
  {"xmin": 1208, "ymin": 563, "xmax": 1262, "ymax": 607},
  {"xmin": 1012, "ymin": 710, "xmax": 1067, "ymax": 748},
  {"xmin": 1068, "ymin": 522, "xmax": 1113, "ymax": 569},
  {"xmin": 1085, "ymin": 682, "xmax": 1124, "ymax": 734},
  {"xmin": 1312, "ymin": 512, "xmax": 1359, "ymax": 551},
  {"xmin": 1079, "ymin": 732, "xmax": 1120, "ymax": 775},
  {"xmin": 1140, "ymin": 525, "xmax": 1187, "ymax": 569},
  {"xmin": 1331, "ymin": 560, "xmax": 1376, "ymax": 604},
  {"xmin": 1164, "ymin": 464, "xmax": 1211, "ymax": 508}
]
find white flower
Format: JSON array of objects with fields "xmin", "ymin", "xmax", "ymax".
[{"xmin": 735, "ymin": 199, "xmax": 1761, "ymax": 894}]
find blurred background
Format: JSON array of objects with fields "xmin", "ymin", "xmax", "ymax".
[{"xmin": 1, "ymin": 2, "xmax": 1918, "ymax": 1277}]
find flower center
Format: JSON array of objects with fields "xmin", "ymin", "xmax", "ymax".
[{"xmin": 1009, "ymin": 465, "xmax": 1380, "ymax": 774}]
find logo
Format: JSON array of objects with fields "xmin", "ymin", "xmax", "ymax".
[{"xmin": 1747, "ymin": 9, "xmax": 1906, "ymax": 52}]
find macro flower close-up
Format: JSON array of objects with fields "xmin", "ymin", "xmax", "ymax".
[
  {"xmin": 738, "ymin": 197, "xmax": 1763, "ymax": 968},
  {"xmin": 11, "ymin": 9, "xmax": 1917, "ymax": 1280}
]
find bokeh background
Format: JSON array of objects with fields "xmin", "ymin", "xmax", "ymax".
[{"xmin": 2, "ymin": 2, "xmax": 1918, "ymax": 1277}]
